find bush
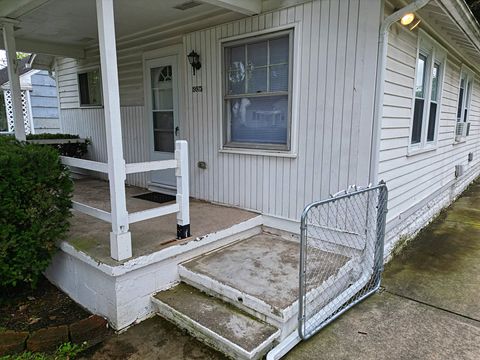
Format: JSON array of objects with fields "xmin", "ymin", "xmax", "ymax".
[
  {"xmin": 26, "ymin": 133, "xmax": 90, "ymax": 158},
  {"xmin": 0, "ymin": 137, "xmax": 73, "ymax": 289}
]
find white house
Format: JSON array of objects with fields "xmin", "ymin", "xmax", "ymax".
[
  {"xmin": 1, "ymin": 0, "xmax": 479, "ymax": 359},
  {"xmin": 0, "ymin": 56, "xmax": 61, "ymax": 134}
]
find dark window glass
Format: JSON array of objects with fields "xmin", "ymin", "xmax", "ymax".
[
  {"xmin": 427, "ymin": 102, "xmax": 437, "ymax": 142},
  {"xmin": 78, "ymin": 70, "xmax": 102, "ymax": 106},
  {"xmin": 457, "ymin": 78, "xmax": 465, "ymax": 121},
  {"xmin": 412, "ymin": 98, "xmax": 424, "ymax": 144},
  {"xmin": 411, "ymin": 54, "xmax": 427, "ymax": 144},
  {"xmin": 0, "ymin": 92, "xmax": 7, "ymax": 131}
]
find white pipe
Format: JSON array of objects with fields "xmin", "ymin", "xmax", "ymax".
[
  {"xmin": 369, "ymin": 0, "xmax": 431, "ymax": 184},
  {"xmin": 268, "ymin": 2, "xmax": 431, "ymax": 359}
]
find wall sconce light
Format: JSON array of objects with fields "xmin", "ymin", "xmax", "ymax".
[{"xmin": 187, "ymin": 50, "xmax": 201, "ymax": 75}]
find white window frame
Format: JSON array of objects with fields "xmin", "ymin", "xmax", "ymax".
[
  {"xmin": 218, "ymin": 24, "xmax": 300, "ymax": 158},
  {"xmin": 409, "ymin": 32, "xmax": 446, "ymax": 154},
  {"xmin": 77, "ymin": 66, "xmax": 103, "ymax": 107}
]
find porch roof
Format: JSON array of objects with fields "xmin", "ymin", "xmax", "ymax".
[{"xmin": 0, "ymin": 0, "xmax": 255, "ymax": 58}]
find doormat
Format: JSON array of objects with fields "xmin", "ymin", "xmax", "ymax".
[{"xmin": 133, "ymin": 192, "xmax": 176, "ymax": 204}]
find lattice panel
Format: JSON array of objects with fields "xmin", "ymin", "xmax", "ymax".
[{"xmin": 4, "ymin": 90, "xmax": 31, "ymax": 134}]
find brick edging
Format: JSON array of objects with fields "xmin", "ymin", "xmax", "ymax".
[{"xmin": 0, "ymin": 315, "xmax": 109, "ymax": 356}]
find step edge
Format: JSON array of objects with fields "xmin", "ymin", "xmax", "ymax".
[
  {"xmin": 151, "ymin": 296, "xmax": 281, "ymax": 360},
  {"xmin": 179, "ymin": 264, "xmax": 290, "ymax": 323}
]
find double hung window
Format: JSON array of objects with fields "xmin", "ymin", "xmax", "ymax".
[
  {"xmin": 222, "ymin": 30, "xmax": 293, "ymax": 151},
  {"xmin": 410, "ymin": 35, "xmax": 445, "ymax": 148}
]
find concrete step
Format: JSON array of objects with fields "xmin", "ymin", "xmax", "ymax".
[
  {"xmin": 178, "ymin": 232, "xmax": 356, "ymax": 338},
  {"xmin": 152, "ymin": 283, "xmax": 280, "ymax": 360}
]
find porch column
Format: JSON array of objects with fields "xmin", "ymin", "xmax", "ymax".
[
  {"xmin": 96, "ymin": 0, "xmax": 132, "ymax": 261},
  {"xmin": 1, "ymin": 21, "xmax": 26, "ymax": 141}
]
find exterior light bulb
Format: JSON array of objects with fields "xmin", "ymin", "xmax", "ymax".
[{"xmin": 400, "ymin": 13, "xmax": 415, "ymax": 26}]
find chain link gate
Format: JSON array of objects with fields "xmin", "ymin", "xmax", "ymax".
[{"xmin": 298, "ymin": 183, "xmax": 388, "ymax": 340}]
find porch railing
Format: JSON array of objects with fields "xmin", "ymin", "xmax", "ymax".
[{"xmin": 60, "ymin": 140, "xmax": 190, "ymax": 257}]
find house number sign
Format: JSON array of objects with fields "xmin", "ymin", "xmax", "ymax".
[{"xmin": 192, "ymin": 86, "xmax": 203, "ymax": 93}]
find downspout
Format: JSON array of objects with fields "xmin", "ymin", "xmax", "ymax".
[
  {"xmin": 369, "ymin": 0, "xmax": 430, "ymax": 185},
  {"xmin": 267, "ymin": 1, "xmax": 431, "ymax": 360}
]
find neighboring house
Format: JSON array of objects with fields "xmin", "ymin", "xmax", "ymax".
[
  {"xmin": 1, "ymin": 0, "xmax": 480, "ymax": 358},
  {"xmin": 0, "ymin": 56, "xmax": 60, "ymax": 134}
]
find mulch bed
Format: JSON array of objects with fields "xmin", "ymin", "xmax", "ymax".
[{"xmin": 0, "ymin": 276, "xmax": 90, "ymax": 333}]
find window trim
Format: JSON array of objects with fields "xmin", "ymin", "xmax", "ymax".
[
  {"xmin": 409, "ymin": 32, "xmax": 446, "ymax": 153},
  {"xmin": 77, "ymin": 67, "xmax": 103, "ymax": 108},
  {"xmin": 218, "ymin": 24, "xmax": 300, "ymax": 156}
]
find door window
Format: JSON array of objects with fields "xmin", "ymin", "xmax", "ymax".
[{"xmin": 151, "ymin": 65, "xmax": 174, "ymax": 152}]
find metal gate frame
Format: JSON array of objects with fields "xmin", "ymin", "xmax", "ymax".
[{"xmin": 298, "ymin": 182, "xmax": 388, "ymax": 340}]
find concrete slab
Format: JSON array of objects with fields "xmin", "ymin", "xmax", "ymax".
[
  {"xmin": 153, "ymin": 283, "xmax": 279, "ymax": 360},
  {"xmin": 286, "ymin": 291, "xmax": 480, "ymax": 360},
  {"xmin": 68, "ymin": 179, "xmax": 258, "ymax": 265},
  {"xmin": 181, "ymin": 233, "xmax": 350, "ymax": 313},
  {"xmin": 383, "ymin": 181, "xmax": 480, "ymax": 321}
]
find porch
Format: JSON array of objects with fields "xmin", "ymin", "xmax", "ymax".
[{"xmin": 68, "ymin": 178, "xmax": 258, "ymax": 265}]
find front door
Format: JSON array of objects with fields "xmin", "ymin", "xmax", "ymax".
[{"xmin": 146, "ymin": 56, "xmax": 180, "ymax": 192}]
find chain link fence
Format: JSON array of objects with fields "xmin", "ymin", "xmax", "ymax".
[{"xmin": 298, "ymin": 183, "xmax": 388, "ymax": 340}]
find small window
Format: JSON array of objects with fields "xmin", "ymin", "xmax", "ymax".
[
  {"xmin": 78, "ymin": 69, "xmax": 102, "ymax": 106},
  {"xmin": 410, "ymin": 36, "xmax": 444, "ymax": 148},
  {"xmin": 223, "ymin": 30, "xmax": 293, "ymax": 150}
]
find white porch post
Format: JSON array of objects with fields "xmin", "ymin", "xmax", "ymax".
[
  {"xmin": 175, "ymin": 140, "xmax": 190, "ymax": 238},
  {"xmin": 1, "ymin": 21, "xmax": 26, "ymax": 141},
  {"xmin": 96, "ymin": 0, "xmax": 132, "ymax": 260}
]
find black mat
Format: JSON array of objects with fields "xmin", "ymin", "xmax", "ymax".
[{"xmin": 133, "ymin": 192, "xmax": 175, "ymax": 204}]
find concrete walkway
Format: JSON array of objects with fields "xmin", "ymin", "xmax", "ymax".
[{"xmin": 287, "ymin": 180, "xmax": 480, "ymax": 360}]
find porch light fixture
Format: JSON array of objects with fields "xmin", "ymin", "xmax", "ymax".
[
  {"xmin": 187, "ymin": 50, "xmax": 201, "ymax": 75},
  {"xmin": 399, "ymin": 12, "xmax": 422, "ymax": 31},
  {"xmin": 400, "ymin": 12, "xmax": 415, "ymax": 26}
]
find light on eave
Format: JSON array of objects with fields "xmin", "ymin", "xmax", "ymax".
[{"xmin": 400, "ymin": 13, "xmax": 415, "ymax": 26}]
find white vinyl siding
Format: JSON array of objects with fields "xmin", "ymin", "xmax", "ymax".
[{"xmin": 380, "ymin": 9, "xmax": 480, "ymax": 246}]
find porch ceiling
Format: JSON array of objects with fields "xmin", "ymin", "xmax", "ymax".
[
  {"xmin": 0, "ymin": 0, "xmax": 235, "ymax": 57},
  {"xmin": 417, "ymin": 0, "xmax": 480, "ymax": 72}
]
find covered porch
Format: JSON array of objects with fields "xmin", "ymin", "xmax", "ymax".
[
  {"xmin": 0, "ymin": 0, "xmax": 259, "ymax": 261},
  {"xmin": 68, "ymin": 178, "xmax": 259, "ymax": 265}
]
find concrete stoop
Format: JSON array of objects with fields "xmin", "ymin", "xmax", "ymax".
[
  {"xmin": 152, "ymin": 232, "xmax": 355, "ymax": 359},
  {"xmin": 152, "ymin": 283, "xmax": 280, "ymax": 360}
]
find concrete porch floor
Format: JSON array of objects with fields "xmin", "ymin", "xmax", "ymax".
[{"xmin": 67, "ymin": 178, "xmax": 257, "ymax": 265}]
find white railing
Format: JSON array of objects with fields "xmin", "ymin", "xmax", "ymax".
[{"xmin": 60, "ymin": 140, "xmax": 190, "ymax": 245}]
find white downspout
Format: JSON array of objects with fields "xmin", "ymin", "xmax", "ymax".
[
  {"xmin": 267, "ymin": 1, "xmax": 431, "ymax": 359},
  {"xmin": 369, "ymin": 0, "xmax": 431, "ymax": 185}
]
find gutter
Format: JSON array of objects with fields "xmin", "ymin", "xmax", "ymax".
[
  {"xmin": 369, "ymin": 0, "xmax": 430, "ymax": 185},
  {"xmin": 267, "ymin": 1, "xmax": 431, "ymax": 359}
]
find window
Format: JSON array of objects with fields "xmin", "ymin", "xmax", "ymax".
[
  {"xmin": 223, "ymin": 30, "xmax": 293, "ymax": 150},
  {"xmin": 78, "ymin": 69, "xmax": 102, "ymax": 106},
  {"xmin": 457, "ymin": 71, "xmax": 473, "ymax": 124},
  {"xmin": 410, "ymin": 35, "xmax": 445, "ymax": 148}
]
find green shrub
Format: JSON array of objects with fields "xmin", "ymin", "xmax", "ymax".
[
  {"xmin": 26, "ymin": 134, "xmax": 90, "ymax": 158},
  {"xmin": 0, "ymin": 137, "xmax": 73, "ymax": 289}
]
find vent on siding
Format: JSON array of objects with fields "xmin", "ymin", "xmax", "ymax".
[{"xmin": 173, "ymin": 1, "xmax": 201, "ymax": 10}]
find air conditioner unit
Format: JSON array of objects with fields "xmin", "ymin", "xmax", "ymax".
[{"xmin": 455, "ymin": 122, "xmax": 471, "ymax": 142}]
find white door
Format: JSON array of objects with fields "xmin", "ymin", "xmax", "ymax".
[{"xmin": 146, "ymin": 56, "xmax": 180, "ymax": 191}]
